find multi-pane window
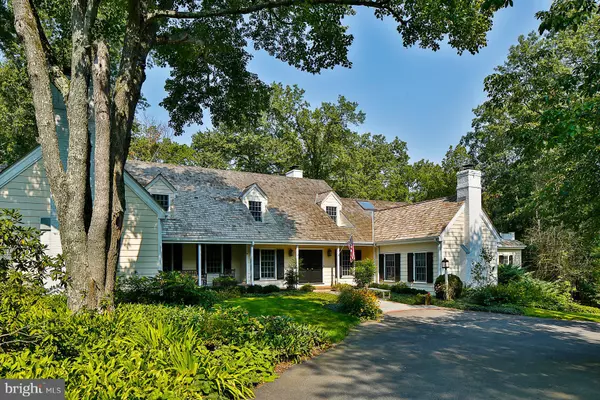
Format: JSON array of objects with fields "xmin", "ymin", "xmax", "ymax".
[
  {"xmin": 152, "ymin": 194, "xmax": 169, "ymax": 211},
  {"xmin": 341, "ymin": 250, "xmax": 353, "ymax": 276},
  {"xmin": 206, "ymin": 244, "xmax": 222, "ymax": 274},
  {"xmin": 261, "ymin": 250, "xmax": 276, "ymax": 279},
  {"xmin": 384, "ymin": 254, "xmax": 395, "ymax": 281},
  {"xmin": 414, "ymin": 253, "xmax": 427, "ymax": 282},
  {"xmin": 249, "ymin": 201, "xmax": 262, "ymax": 222},
  {"xmin": 499, "ymin": 255, "xmax": 514, "ymax": 265},
  {"xmin": 326, "ymin": 206, "xmax": 337, "ymax": 222}
]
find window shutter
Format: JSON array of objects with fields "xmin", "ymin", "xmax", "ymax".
[
  {"xmin": 355, "ymin": 250, "xmax": 362, "ymax": 261},
  {"xmin": 426, "ymin": 252, "xmax": 434, "ymax": 283},
  {"xmin": 394, "ymin": 253, "xmax": 401, "ymax": 282},
  {"xmin": 277, "ymin": 249, "xmax": 285, "ymax": 279},
  {"xmin": 339, "ymin": 250, "xmax": 344, "ymax": 279},
  {"xmin": 162, "ymin": 244, "xmax": 173, "ymax": 271},
  {"xmin": 223, "ymin": 244, "xmax": 232, "ymax": 275},
  {"xmin": 173, "ymin": 243, "xmax": 183, "ymax": 271},
  {"xmin": 201, "ymin": 244, "xmax": 207, "ymax": 275},
  {"xmin": 378, "ymin": 254, "xmax": 384, "ymax": 282},
  {"xmin": 253, "ymin": 249, "xmax": 260, "ymax": 280},
  {"xmin": 408, "ymin": 253, "xmax": 414, "ymax": 282}
]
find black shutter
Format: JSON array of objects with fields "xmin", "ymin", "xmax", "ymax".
[
  {"xmin": 408, "ymin": 253, "xmax": 414, "ymax": 282},
  {"xmin": 339, "ymin": 250, "xmax": 344, "ymax": 278},
  {"xmin": 162, "ymin": 243, "xmax": 173, "ymax": 271},
  {"xmin": 355, "ymin": 250, "xmax": 362, "ymax": 261},
  {"xmin": 426, "ymin": 252, "xmax": 434, "ymax": 283},
  {"xmin": 223, "ymin": 244, "xmax": 232, "ymax": 275},
  {"xmin": 201, "ymin": 244, "xmax": 206, "ymax": 275},
  {"xmin": 394, "ymin": 253, "xmax": 401, "ymax": 282},
  {"xmin": 173, "ymin": 243, "xmax": 183, "ymax": 271},
  {"xmin": 277, "ymin": 249, "xmax": 285, "ymax": 279},
  {"xmin": 379, "ymin": 253, "xmax": 384, "ymax": 282},
  {"xmin": 253, "ymin": 249, "xmax": 260, "ymax": 280}
]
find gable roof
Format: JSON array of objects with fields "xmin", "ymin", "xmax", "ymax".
[
  {"xmin": 374, "ymin": 197, "xmax": 464, "ymax": 242},
  {"xmin": 146, "ymin": 173, "xmax": 177, "ymax": 193},
  {"xmin": 125, "ymin": 160, "xmax": 374, "ymax": 243},
  {"xmin": 498, "ymin": 238, "xmax": 527, "ymax": 249}
]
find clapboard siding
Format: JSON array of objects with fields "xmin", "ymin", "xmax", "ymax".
[
  {"xmin": 442, "ymin": 208, "xmax": 465, "ymax": 279},
  {"xmin": 378, "ymin": 242, "xmax": 438, "ymax": 292}
]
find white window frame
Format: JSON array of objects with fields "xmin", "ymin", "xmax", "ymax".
[
  {"xmin": 341, "ymin": 250, "xmax": 353, "ymax": 277},
  {"xmin": 413, "ymin": 252, "xmax": 427, "ymax": 283},
  {"xmin": 383, "ymin": 253, "xmax": 396, "ymax": 282},
  {"xmin": 326, "ymin": 206, "xmax": 337, "ymax": 222},
  {"xmin": 259, "ymin": 249, "xmax": 277, "ymax": 280},
  {"xmin": 151, "ymin": 193, "xmax": 170, "ymax": 211},
  {"xmin": 249, "ymin": 200, "xmax": 263, "ymax": 222},
  {"xmin": 205, "ymin": 244, "xmax": 224, "ymax": 274}
]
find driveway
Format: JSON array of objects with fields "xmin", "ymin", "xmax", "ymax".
[{"xmin": 256, "ymin": 309, "xmax": 600, "ymax": 400}]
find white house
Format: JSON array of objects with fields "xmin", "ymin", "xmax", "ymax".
[{"xmin": 0, "ymin": 93, "xmax": 525, "ymax": 291}]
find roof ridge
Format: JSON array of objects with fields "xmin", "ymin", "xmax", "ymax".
[{"xmin": 375, "ymin": 196, "xmax": 459, "ymax": 212}]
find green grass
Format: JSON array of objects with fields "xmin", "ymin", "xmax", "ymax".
[
  {"xmin": 523, "ymin": 307, "xmax": 600, "ymax": 323},
  {"xmin": 224, "ymin": 292, "xmax": 359, "ymax": 342}
]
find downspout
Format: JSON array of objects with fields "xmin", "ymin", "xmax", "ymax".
[
  {"xmin": 436, "ymin": 236, "xmax": 443, "ymax": 279},
  {"xmin": 250, "ymin": 241, "xmax": 255, "ymax": 286}
]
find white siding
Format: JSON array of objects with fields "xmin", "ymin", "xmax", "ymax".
[
  {"xmin": 442, "ymin": 209, "xmax": 466, "ymax": 280},
  {"xmin": 378, "ymin": 242, "xmax": 439, "ymax": 292},
  {"xmin": 146, "ymin": 177, "xmax": 174, "ymax": 195},
  {"xmin": 498, "ymin": 249, "xmax": 522, "ymax": 266},
  {"xmin": 481, "ymin": 219, "xmax": 499, "ymax": 282}
]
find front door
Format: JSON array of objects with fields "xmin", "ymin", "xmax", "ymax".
[{"xmin": 299, "ymin": 250, "xmax": 323, "ymax": 284}]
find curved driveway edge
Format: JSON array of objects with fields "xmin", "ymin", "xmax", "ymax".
[{"xmin": 255, "ymin": 309, "xmax": 600, "ymax": 400}]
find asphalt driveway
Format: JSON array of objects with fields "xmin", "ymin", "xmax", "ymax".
[{"xmin": 255, "ymin": 309, "xmax": 600, "ymax": 400}]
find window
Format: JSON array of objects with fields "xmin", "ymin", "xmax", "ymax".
[
  {"xmin": 206, "ymin": 244, "xmax": 222, "ymax": 274},
  {"xmin": 326, "ymin": 206, "xmax": 337, "ymax": 222},
  {"xmin": 499, "ymin": 255, "xmax": 514, "ymax": 265},
  {"xmin": 414, "ymin": 253, "xmax": 427, "ymax": 282},
  {"xmin": 384, "ymin": 254, "xmax": 396, "ymax": 281},
  {"xmin": 341, "ymin": 250, "xmax": 352, "ymax": 276},
  {"xmin": 249, "ymin": 201, "xmax": 262, "ymax": 222},
  {"xmin": 152, "ymin": 194, "xmax": 169, "ymax": 211},
  {"xmin": 260, "ymin": 249, "xmax": 276, "ymax": 279}
]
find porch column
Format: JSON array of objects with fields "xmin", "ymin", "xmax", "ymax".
[
  {"xmin": 336, "ymin": 247, "xmax": 341, "ymax": 284},
  {"xmin": 295, "ymin": 245, "xmax": 300, "ymax": 288},
  {"xmin": 197, "ymin": 244, "xmax": 202, "ymax": 287},
  {"xmin": 250, "ymin": 242, "xmax": 255, "ymax": 285}
]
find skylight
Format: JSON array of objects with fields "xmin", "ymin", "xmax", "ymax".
[{"xmin": 358, "ymin": 201, "xmax": 375, "ymax": 210}]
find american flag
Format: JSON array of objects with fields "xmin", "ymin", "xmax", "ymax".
[{"xmin": 347, "ymin": 235, "xmax": 355, "ymax": 263}]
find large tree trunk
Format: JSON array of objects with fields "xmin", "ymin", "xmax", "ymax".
[{"xmin": 13, "ymin": 0, "xmax": 152, "ymax": 311}]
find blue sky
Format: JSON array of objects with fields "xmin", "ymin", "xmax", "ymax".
[{"xmin": 143, "ymin": 0, "xmax": 551, "ymax": 163}]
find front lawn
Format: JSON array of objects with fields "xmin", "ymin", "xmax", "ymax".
[
  {"xmin": 225, "ymin": 292, "xmax": 359, "ymax": 342},
  {"xmin": 522, "ymin": 307, "xmax": 600, "ymax": 323}
]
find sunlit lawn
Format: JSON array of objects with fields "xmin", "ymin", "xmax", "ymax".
[
  {"xmin": 224, "ymin": 292, "xmax": 359, "ymax": 342},
  {"xmin": 523, "ymin": 307, "xmax": 600, "ymax": 323}
]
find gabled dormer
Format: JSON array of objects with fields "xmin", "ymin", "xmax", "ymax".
[
  {"xmin": 146, "ymin": 173, "xmax": 176, "ymax": 212},
  {"xmin": 316, "ymin": 190, "xmax": 344, "ymax": 226},
  {"xmin": 241, "ymin": 183, "xmax": 268, "ymax": 222}
]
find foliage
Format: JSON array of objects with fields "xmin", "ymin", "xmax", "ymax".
[
  {"xmin": 284, "ymin": 261, "xmax": 301, "ymax": 290},
  {"xmin": 300, "ymin": 284, "xmax": 316, "ymax": 292},
  {"xmin": 471, "ymin": 247, "xmax": 496, "ymax": 287},
  {"xmin": 261, "ymin": 285, "xmax": 281, "ymax": 294},
  {"xmin": 497, "ymin": 264, "xmax": 525, "ymax": 285},
  {"xmin": 389, "ymin": 282, "xmax": 429, "ymax": 295},
  {"xmin": 115, "ymin": 272, "xmax": 218, "ymax": 307},
  {"xmin": 338, "ymin": 288, "xmax": 382, "ymax": 321},
  {"xmin": 369, "ymin": 283, "xmax": 393, "ymax": 290},
  {"xmin": 434, "ymin": 274, "xmax": 463, "ymax": 300},
  {"xmin": 225, "ymin": 292, "xmax": 359, "ymax": 342},
  {"xmin": 212, "ymin": 276, "xmax": 238, "ymax": 288},
  {"xmin": 331, "ymin": 283, "xmax": 354, "ymax": 292},
  {"xmin": 353, "ymin": 259, "xmax": 376, "ymax": 288}
]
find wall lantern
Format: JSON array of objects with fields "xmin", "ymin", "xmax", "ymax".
[
  {"xmin": 327, "ymin": 249, "xmax": 332, "ymax": 257},
  {"xmin": 288, "ymin": 248, "xmax": 293, "ymax": 257}
]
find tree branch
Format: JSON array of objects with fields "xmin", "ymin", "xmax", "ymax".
[{"xmin": 147, "ymin": 0, "xmax": 403, "ymax": 22}]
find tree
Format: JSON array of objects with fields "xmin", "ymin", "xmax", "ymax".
[{"xmin": 7, "ymin": 0, "xmax": 500, "ymax": 310}]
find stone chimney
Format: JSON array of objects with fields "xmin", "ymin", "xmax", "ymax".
[
  {"xmin": 285, "ymin": 167, "xmax": 303, "ymax": 178},
  {"xmin": 457, "ymin": 165, "xmax": 483, "ymax": 281}
]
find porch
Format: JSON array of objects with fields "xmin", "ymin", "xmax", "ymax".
[{"xmin": 161, "ymin": 242, "xmax": 374, "ymax": 287}]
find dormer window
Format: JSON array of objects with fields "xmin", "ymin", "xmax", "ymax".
[
  {"xmin": 326, "ymin": 206, "xmax": 337, "ymax": 222},
  {"xmin": 152, "ymin": 194, "xmax": 170, "ymax": 211},
  {"xmin": 249, "ymin": 201, "xmax": 262, "ymax": 222}
]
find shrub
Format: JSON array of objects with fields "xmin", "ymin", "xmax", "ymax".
[
  {"xmin": 212, "ymin": 276, "xmax": 238, "ymax": 288},
  {"xmin": 300, "ymin": 284, "xmax": 315, "ymax": 292},
  {"xmin": 338, "ymin": 288, "xmax": 382, "ymax": 320},
  {"xmin": 390, "ymin": 282, "xmax": 429, "ymax": 295},
  {"xmin": 262, "ymin": 285, "xmax": 281, "ymax": 294},
  {"xmin": 497, "ymin": 264, "xmax": 525, "ymax": 285},
  {"xmin": 434, "ymin": 274, "xmax": 463, "ymax": 300},
  {"xmin": 353, "ymin": 259, "xmax": 377, "ymax": 288},
  {"xmin": 245, "ymin": 285, "xmax": 264, "ymax": 294},
  {"xmin": 284, "ymin": 261, "xmax": 301, "ymax": 289},
  {"xmin": 332, "ymin": 283, "xmax": 353, "ymax": 292},
  {"xmin": 414, "ymin": 293, "xmax": 432, "ymax": 305},
  {"xmin": 370, "ymin": 283, "xmax": 393, "ymax": 290},
  {"xmin": 115, "ymin": 272, "xmax": 218, "ymax": 307}
]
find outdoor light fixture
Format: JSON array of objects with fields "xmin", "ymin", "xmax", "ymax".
[
  {"xmin": 442, "ymin": 258, "xmax": 450, "ymax": 300},
  {"xmin": 327, "ymin": 249, "xmax": 332, "ymax": 257},
  {"xmin": 288, "ymin": 248, "xmax": 293, "ymax": 257}
]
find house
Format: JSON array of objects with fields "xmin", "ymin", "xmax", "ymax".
[
  {"xmin": 0, "ymin": 91, "xmax": 525, "ymax": 291},
  {"xmin": 498, "ymin": 232, "xmax": 526, "ymax": 266}
]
